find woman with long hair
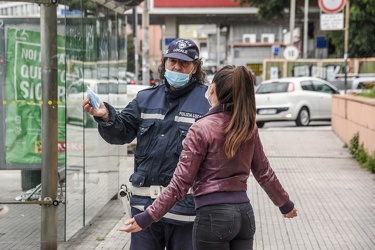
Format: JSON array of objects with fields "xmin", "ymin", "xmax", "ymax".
[{"xmin": 121, "ymin": 65, "xmax": 298, "ymax": 250}]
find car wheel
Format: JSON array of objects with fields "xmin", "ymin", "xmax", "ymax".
[
  {"xmin": 256, "ymin": 122, "xmax": 265, "ymax": 128},
  {"xmin": 295, "ymin": 107, "xmax": 310, "ymax": 126}
]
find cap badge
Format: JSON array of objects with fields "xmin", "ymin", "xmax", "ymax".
[{"xmin": 178, "ymin": 41, "xmax": 187, "ymax": 49}]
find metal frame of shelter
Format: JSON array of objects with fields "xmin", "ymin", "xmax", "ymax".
[
  {"xmin": 0, "ymin": 1, "xmax": 60, "ymax": 249},
  {"xmin": 0, "ymin": 1, "xmax": 143, "ymax": 249}
]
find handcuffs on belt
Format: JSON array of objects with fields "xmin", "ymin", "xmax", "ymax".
[
  {"xmin": 118, "ymin": 184, "xmax": 132, "ymax": 220},
  {"xmin": 119, "ymin": 184, "xmax": 165, "ymax": 219}
]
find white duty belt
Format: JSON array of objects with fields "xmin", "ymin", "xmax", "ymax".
[
  {"xmin": 129, "ymin": 185, "xmax": 192, "ymax": 199},
  {"xmin": 128, "ymin": 185, "xmax": 195, "ymax": 222}
]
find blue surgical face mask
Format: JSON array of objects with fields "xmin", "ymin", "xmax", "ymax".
[
  {"xmin": 164, "ymin": 68, "xmax": 194, "ymax": 89},
  {"xmin": 205, "ymin": 85, "xmax": 212, "ymax": 106}
]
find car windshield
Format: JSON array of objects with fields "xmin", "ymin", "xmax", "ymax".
[
  {"xmin": 328, "ymin": 80, "xmax": 354, "ymax": 90},
  {"xmin": 256, "ymin": 82, "xmax": 290, "ymax": 94}
]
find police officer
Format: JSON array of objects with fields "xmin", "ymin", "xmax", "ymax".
[{"xmin": 83, "ymin": 38, "xmax": 210, "ymax": 250}]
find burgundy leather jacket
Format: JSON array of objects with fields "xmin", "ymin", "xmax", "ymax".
[{"xmin": 135, "ymin": 105, "xmax": 294, "ymax": 228}]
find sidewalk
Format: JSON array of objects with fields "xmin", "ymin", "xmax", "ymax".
[
  {"xmin": 1, "ymin": 125, "xmax": 375, "ymax": 249},
  {"xmin": 59, "ymin": 125, "xmax": 375, "ymax": 250},
  {"xmin": 58, "ymin": 197, "xmax": 131, "ymax": 250}
]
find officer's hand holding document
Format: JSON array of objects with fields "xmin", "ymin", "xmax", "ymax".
[
  {"xmin": 82, "ymin": 86, "xmax": 108, "ymax": 118},
  {"xmin": 86, "ymin": 86, "xmax": 100, "ymax": 109}
]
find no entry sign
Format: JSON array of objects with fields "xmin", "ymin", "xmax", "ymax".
[{"xmin": 318, "ymin": 0, "xmax": 346, "ymax": 13}]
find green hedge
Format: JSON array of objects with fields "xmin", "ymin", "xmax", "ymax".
[{"xmin": 345, "ymin": 132, "xmax": 375, "ymax": 173}]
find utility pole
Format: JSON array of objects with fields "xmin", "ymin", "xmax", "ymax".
[
  {"xmin": 289, "ymin": 0, "xmax": 296, "ymax": 46},
  {"xmin": 303, "ymin": 0, "xmax": 309, "ymax": 58},
  {"xmin": 216, "ymin": 25, "xmax": 220, "ymax": 69},
  {"xmin": 132, "ymin": 7, "xmax": 139, "ymax": 84},
  {"xmin": 344, "ymin": 0, "xmax": 350, "ymax": 94},
  {"xmin": 142, "ymin": 0, "xmax": 150, "ymax": 86}
]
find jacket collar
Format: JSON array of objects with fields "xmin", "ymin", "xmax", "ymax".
[
  {"xmin": 196, "ymin": 104, "xmax": 229, "ymax": 121},
  {"xmin": 165, "ymin": 77, "xmax": 198, "ymax": 100}
]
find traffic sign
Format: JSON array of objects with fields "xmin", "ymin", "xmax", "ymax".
[
  {"xmin": 320, "ymin": 13, "xmax": 344, "ymax": 30},
  {"xmin": 272, "ymin": 45, "xmax": 280, "ymax": 55},
  {"xmin": 318, "ymin": 0, "xmax": 346, "ymax": 13},
  {"xmin": 283, "ymin": 46, "xmax": 299, "ymax": 60},
  {"xmin": 165, "ymin": 38, "xmax": 175, "ymax": 47}
]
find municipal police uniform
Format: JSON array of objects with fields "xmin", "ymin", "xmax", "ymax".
[{"xmin": 96, "ymin": 79, "xmax": 210, "ymax": 249}]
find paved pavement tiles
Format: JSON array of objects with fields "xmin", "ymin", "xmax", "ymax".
[{"xmin": 0, "ymin": 126, "xmax": 374, "ymax": 249}]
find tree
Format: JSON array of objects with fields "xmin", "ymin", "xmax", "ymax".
[
  {"xmin": 234, "ymin": 0, "xmax": 306, "ymax": 20},
  {"xmin": 236, "ymin": 0, "xmax": 375, "ymax": 57},
  {"xmin": 325, "ymin": 0, "xmax": 375, "ymax": 58}
]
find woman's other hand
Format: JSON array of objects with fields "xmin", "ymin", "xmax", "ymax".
[
  {"xmin": 283, "ymin": 207, "xmax": 298, "ymax": 219},
  {"xmin": 119, "ymin": 218, "xmax": 142, "ymax": 233}
]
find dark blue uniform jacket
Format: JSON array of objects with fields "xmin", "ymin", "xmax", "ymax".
[{"xmin": 96, "ymin": 81, "xmax": 210, "ymax": 224}]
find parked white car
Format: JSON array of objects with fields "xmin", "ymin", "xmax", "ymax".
[
  {"xmin": 329, "ymin": 76, "xmax": 375, "ymax": 94},
  {"xmin": 255, "ymin": 77, "xmax": 340, "ymax": 128}
]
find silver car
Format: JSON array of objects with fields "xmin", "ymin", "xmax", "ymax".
[
  {"xmin": 329, "ymin": 76, "xmax": 375, "ymax": 94},
  {"xmin": 255, "ymin": 77, "xmax": 340, "ymax": 128}
]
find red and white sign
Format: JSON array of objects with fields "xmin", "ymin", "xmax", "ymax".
[{"xmin": 318, "ymin": 0, "xmax": 346, "ymax": 13}]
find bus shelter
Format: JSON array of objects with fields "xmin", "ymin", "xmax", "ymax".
[{"xmin": 0, "ymin": 0, "xmax": 141, "ymax": 248}]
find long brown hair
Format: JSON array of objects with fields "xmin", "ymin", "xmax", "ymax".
[{"xmin": 212, "ymin": 65, "xmax": 256, "ymax": 158}]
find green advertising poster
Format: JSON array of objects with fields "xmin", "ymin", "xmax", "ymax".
[{"xmin": 5, "ymin": 28, "xmax": 68, "ymax": 164}]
